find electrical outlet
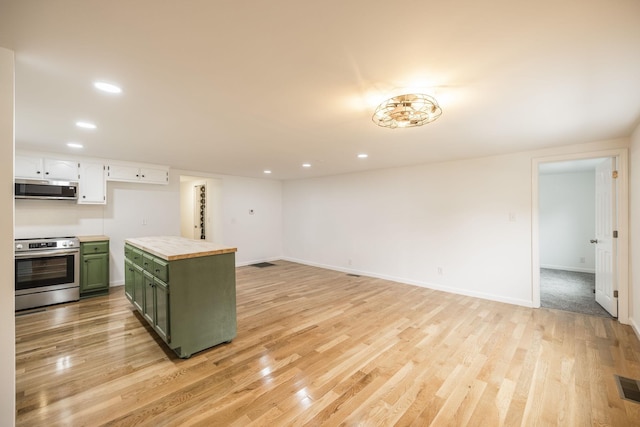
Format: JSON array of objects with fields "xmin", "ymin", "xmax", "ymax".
[
  {"xmin": 437, "ymin": 267, "xmax": 443, "ymax": 275},
  {"xmin": 580, "ymin": 257, "xmax": 586, "ymax": 264},
  {"xmin": 348, "ymin": 259, "xmax": 352, "ymax": 266}
]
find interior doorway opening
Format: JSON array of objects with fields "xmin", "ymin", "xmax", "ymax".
[
  {"xmin": 179, "ymin": 175, "xmax": 224, "ymax": 244},
  {"xmin": 531, "ymin": 148, "xmax": 629, "ymax": 324},
  {"xmin": 538, "ymin": 157, "xmax": 613, "ymax": 317}
]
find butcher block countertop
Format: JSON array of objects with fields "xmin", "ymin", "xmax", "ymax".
[
  {"xmin": 78, "ymin": 235, "xmax": 110, "ymax": 242},
  {"xmin": 125, "ymin": 236, "xmax": 237, "ymax": 261}
]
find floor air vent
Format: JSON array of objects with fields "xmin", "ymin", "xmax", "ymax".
[
  {"xmin": 615, "ymin": 375, "xmax": 640, "ymax": 403},
  {"xmin": 347, "ymin": 273, "xmax": 361, "ymax": 277},
  {"xmin": 250, "ymin": 262, "xmax": 276, "ymax": 268}
]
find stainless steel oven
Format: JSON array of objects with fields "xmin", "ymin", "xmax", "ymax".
[{"xmin": 15, "ymin": 237, "xmax": 80, "ymax": 311}]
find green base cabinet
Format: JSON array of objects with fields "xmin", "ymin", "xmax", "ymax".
[
  {"xmin": 80, "ymin": 240, "xmax": 109, "ymax": 297},
  {"xmin": 124, "ymin": 242, "xmax": 237, "ymax": 358}
]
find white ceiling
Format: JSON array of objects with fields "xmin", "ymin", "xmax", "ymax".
[{"xmin": 1, "ymin": 0, "xmax": 639, "ymax": 180}]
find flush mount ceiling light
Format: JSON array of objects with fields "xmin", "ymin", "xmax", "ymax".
[{"xmin": 372, "ymin": 93, "xmax": 442, "ymax": 129}]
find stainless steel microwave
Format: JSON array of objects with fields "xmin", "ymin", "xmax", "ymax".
[{"xmin": 14, "ymin": 179, "xmax": 78, "ymax": 200}]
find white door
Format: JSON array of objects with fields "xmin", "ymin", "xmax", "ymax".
[{"xmin": 594, "ymin": 158, "xmax": 617, "ymax": 317}]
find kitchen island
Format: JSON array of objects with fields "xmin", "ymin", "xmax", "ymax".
[{"xmin": 124, "ymin": 236, "xmax": 237, "ymax": 358}]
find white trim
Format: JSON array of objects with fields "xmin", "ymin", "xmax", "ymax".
[
  {"xmin": 540, "ymin": 264, "xmax": 596, "ymax": 274},
  {"xmin": 532, "ymin": 148, "xmax": 630, "ymax": 324},
  {"xmin": 630, "ymin": 317, "xmax": 640, "ymax": 342},
  {"xmin": 282, "ymin": 256, "xmax": 535, "ymax": 308}
]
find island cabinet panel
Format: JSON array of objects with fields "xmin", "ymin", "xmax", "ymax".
[
  {"xmin": 132, "ymin": 264, "xmax": 144, "ymax": 312},
  {"xmin": 123, "ymin": 239, "xmax": 237, "ymax": 358},
  {"xmin": 124, "ymin": 259, "xmax": 134, "ymax": 301}
]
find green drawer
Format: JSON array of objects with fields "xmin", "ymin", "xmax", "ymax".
[
  {"xmin": 83, "ymin": 241, "xmax": 109, "ymax": 254},
  {"xmin": 142, "ymin": 253, "xmax": 154, "ymax": 271},
  {"xmin": 152, "ymin": 257, "xmax": 169, "ymax": 283},
  {"xmin": 131, "ymin": 248, "xmax": 144, "ymax": 266},
  {"xmin": 124, "ymin": 244, "xmax": 133, "ymax": 260}
]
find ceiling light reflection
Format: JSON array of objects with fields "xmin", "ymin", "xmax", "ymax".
[
  {"xmin": 76, "ymin": 121, "xmax": 96, "ymax": 129},
  {"xmin": 56, "ymin": 356, "xmax": 72, "ymax": 371},
  {"xmin": 94, "ymin": 81, "xmax": 122, "ymax": 94}
]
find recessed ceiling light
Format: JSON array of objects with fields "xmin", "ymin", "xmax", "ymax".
[
  {"xmin": 76, "ymin": 121, "xmax": 96, "ymax": 129},
  {"xmin": 302, "ymin": 163, "xmax": 311, "ymax": 168},
  {"xmin": 67, "ymin": 142, "xmax": 83, "ymax": 149},
  {"xmin": 264, "ymin": 170, "xmax": 272, "ymax": 174},
  {"xmin": 357, "ymin": 153, "xmax": 368, "ymax": 158},
  {"xmin": 94, "ymin": 81, "xmax": 122, "ymax": 94}
]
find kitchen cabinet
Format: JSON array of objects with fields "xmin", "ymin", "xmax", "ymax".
[
  {"xmin": 128, "ymin": 247, "xmax": 145, "ymax": 312},
  {"xmin": 78, "ymin": 161, "xmax": 106, "ymax": 204},
  {"xmin": 124, "ymin": 237, "xmax": 237, "ymax": 358},
  {"xmin": 15, "ymin": 155, "xmax": 79, "ymax": 180},
  {"xmin": 106, "ymin": 164, "xmax": 169, "ymax": 184},
  {"xmin": 79, "ymin": 239, "xmax": 109, "ymax": 298}
]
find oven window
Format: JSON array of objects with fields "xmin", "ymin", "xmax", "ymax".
[{"xmin": 15, "ymin": 254, "xmax": 75, "ymax": 290}]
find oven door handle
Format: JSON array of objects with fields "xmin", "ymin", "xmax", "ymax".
[{"xmin": 15, "ymin": 249, "xmax": 79, "ymax": 258}]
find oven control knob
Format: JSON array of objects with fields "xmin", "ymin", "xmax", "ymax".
[
  {"xmin": 16, "ymin": 244, "xmax": 23, "ymax": 250},
  {"xmin": 68, "ymin": 241, "xmax": 75, "ymax": 247}
]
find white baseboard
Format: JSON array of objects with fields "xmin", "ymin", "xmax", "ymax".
[
  {"xmin": 540, "ymin": 264, "xmax": 596, "ymax": 274},
  {"xmin": 281, "ymin": 256, "xmax": 535, "ymax": 308}
]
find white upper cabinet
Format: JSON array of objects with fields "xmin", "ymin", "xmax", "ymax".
[
  {"xmin": 15, "ymin": 155, "xmax": 79, "ymax": 181},
  {"xmin": 78, "ymin": 161, "xmax": 106, "ymax": 204},
  {"xmin": 106, "ymin": 163, "xmax": 169, "ymax": 184}
]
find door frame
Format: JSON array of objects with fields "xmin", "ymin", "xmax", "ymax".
[{"xmin": 531, "ymin": 148, "xmax": 629, "ymax": 324}]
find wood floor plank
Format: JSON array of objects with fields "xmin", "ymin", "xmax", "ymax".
[{"xmin": 15, "ymin": 260, "xmax": 640, "ymax": 426}]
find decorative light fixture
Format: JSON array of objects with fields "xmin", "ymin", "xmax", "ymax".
[{"xmin": 372, "ymin": 93, "xmax": 442, "ymax": 129}]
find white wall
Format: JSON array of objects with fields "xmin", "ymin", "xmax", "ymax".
[
  {"xmin": 539, "ymin": 171, "xmax": 596, "ymax": 272},
  {"xmin": 283, "ymin": 138, "xmax": 629, "ymax": 308},
  {"xmin": 1, "ymin": 47, "xmax": 16, "ymax": 427},
  {"xmin": 218, "ymin": 173, "xmax": 283, "ymax": 265},
  {"xmin": 15, "ymin": 159, "xmax": 284, "ymax": 285},
  {"xmin": 630, "ymin": 122, "xmax": 640, "ymax": 337}
]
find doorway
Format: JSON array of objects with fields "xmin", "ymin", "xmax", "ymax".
[
  {"xmin": 538, "ymin": 158, "xmax": 613, "ymax": 317},
  {"xmin": 179, "ymin": 175, "xmax": 224, "ymax": 244},
  {"xmin": 532, "ymin": 148, "xmax": 629, "ymax": 323}
]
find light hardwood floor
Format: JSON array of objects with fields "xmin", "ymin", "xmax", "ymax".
[{"xmin": 15, "ymin": 261, "xmax": 640, "ymax": 426}]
